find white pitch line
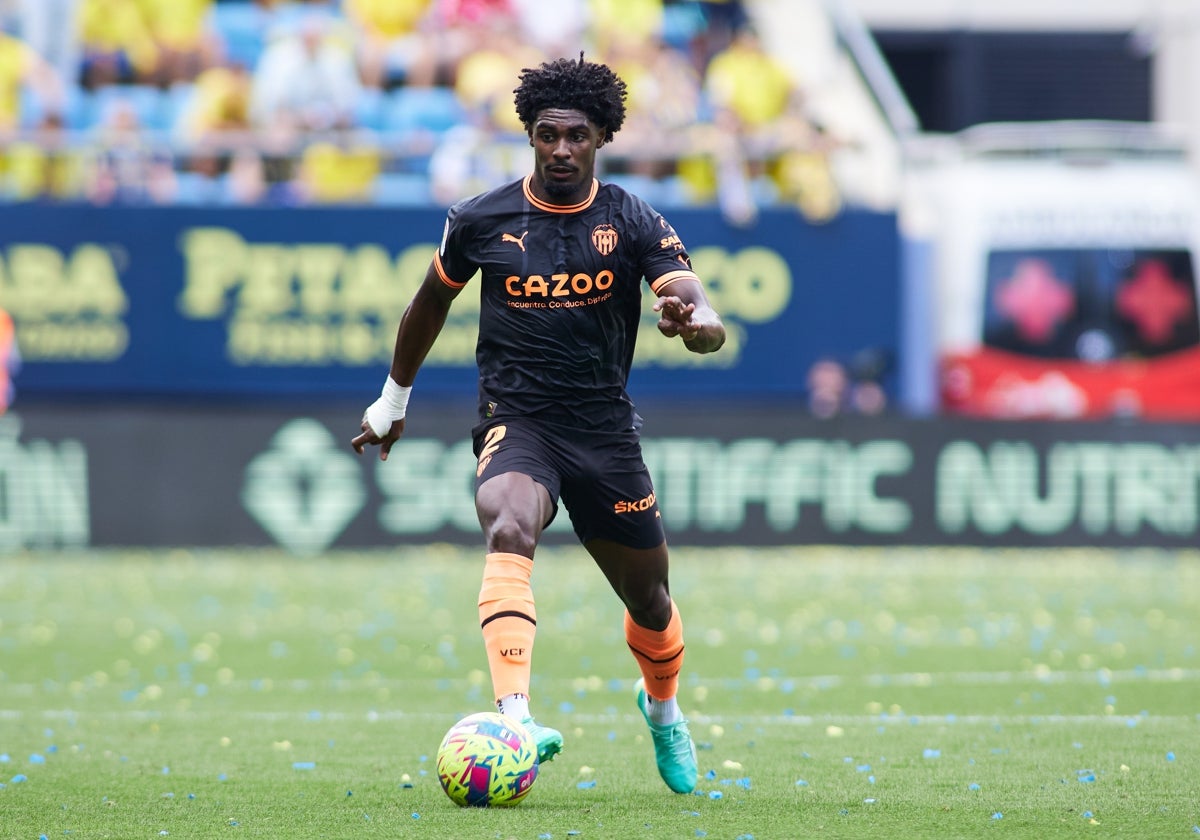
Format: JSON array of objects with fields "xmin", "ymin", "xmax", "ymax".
[
  {"xmin": 0, "ymin": 708, "xmax": 1195, "ymax": 727},
  {"xmin": 3, "ymin": 667, "xmax": 1194, "ymax": 696}
]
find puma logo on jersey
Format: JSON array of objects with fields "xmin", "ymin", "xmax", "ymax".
[{"xmin": 502, "ymin": 231, "xmax": 528, "ymax": 251}]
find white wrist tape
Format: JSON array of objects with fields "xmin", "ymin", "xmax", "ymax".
[{"xmin": 364, "ymin": 377, "xmax": 411, "ymax": 438}]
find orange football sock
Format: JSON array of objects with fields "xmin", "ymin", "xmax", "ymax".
[
  {"xmin": 478, "ymin": 552, "xmax": 537, "ymax": 702},
  {"xmin": 625, "ymin": 600, "xmax": 684, "ymax": 701}
]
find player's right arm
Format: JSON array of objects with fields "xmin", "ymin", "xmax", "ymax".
[{"xmin": 351, "ymin": 260, "xmax": 461, "ymax": 460}]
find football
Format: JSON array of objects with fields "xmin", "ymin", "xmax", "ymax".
[{"xmin": 435, "ymin": 712, "xmax": 539, "ymax": 807}]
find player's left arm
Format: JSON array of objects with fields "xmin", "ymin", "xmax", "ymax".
[{"xmin": 653, "ymin": 276, "xmax": 726, "ymax": 354}]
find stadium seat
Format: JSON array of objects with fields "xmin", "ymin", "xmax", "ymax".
[
  {"xmin": 659, "ymin": 175, "xmax": 702, "ymax": 207},
  {"xmin": 163, "ymin": 83, "xmax": 197, "ymax": 133},
  {"xmin": 371, "ymin": 172, "xmax": 432, "ymax": 206},
  {"xmin": 603, "ymin": 172, "xmax": 665, "ymax": 205},
  {"xmin": 211, "ymin": 2, "xmax": 270, "ymax": 69},
  {"xmin": 173, "ymin": 171, "xmax": 225, "ymax": 205},
  {"xmin": 661, "ymin": 3, "xmax": 707, "ymax": 50},
  {"xmin": 19, "ymin": 83, "xmax": 92, "ymax": 131},
  {"xmin": 382, "ymin": 86, "xmax": 467, "ymax": 137},
  {"xmin": 89, "ymin": 85, "xmax": 172, "ymax": 132},
  {"xmin": 354, "ymin": 87, "xmax": 387, "ymax": 132}
]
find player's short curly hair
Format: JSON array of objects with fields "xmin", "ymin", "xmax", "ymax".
[{"xmin": 513, "ymin": 53, "xmax": 627, "ymax": 143}]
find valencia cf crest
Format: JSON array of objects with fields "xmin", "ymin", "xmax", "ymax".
[{"xmin": 591, "ymin": 224, "xmax": 618, "ymax": 256}]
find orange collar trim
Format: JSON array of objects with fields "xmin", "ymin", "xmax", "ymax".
[{"xmin": 523, "ymin": 174, "xmax": 598, "ymax": 213}]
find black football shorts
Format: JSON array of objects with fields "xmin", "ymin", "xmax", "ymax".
[{"xmin": 471, "ymin": 417, "xmax": 665, "ymax": 550}]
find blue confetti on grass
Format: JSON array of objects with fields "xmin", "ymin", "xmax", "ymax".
[
  {"xmin": 922, "ymin": 749, "xmax": 941, "ymax": 759},
  {"xmin": 1082, "ymin": 811, "xmax": 1093, "ymax": 818},
  {"xmin": 1167, "ymin": 752, "xmax": 1176, "ymax": 762},
  {"xmin": 991, "ymin": 812, "xmax": 1003, "ymax": 820},
  {"xmin": 795, "ymin": 779, "xmax": 808, "ymax": 787},
  {"xmin": 10, "ymin": 774, "xmax": 27, "ymax": 783},
  {"xmin": 708, "ymin": 791, "xmax": 723, "ymax": 800},
  {"xmin": 29, "ymin": 754, "xmax": 46, "ymax": 764},
  {"xmin": 292, "ymin": 762, "xmax": 315, "ymax": 770},
  {"xmin": 576, "ymin": 780, "xmax": 596, "ymax": 790},
  {"xmin": 705, "ymin": 769, "xmax": 717, "ymax": 780},
  {"xmin": 968, "ymin": 783, "xmax": 981, "ymax": 791}
]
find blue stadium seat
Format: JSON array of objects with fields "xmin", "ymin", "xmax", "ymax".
[
  {"xmin": 20, "ymin": 84, "xmax": 90, "ymax": 130},
  {"xmin": 174, "ymin": 171, "xmax": 225, "ymax": 205},
  {"xmin": 603, "ymin": 173, "xmax": 666, "ymax": 205},
  {"xmin": 89, "ymin": 84, "xmax": 172, "ymax": 132},
  {"xmin": 383, "ymin": 87, "xmax": 467, "ymax": 137},
  {"xmin": 211, "ymin": 2, "xmax": 269, "ymax": 69},
  {"xmin": 371, "ymin": 172, "xmax": 432, "ymax": 206},
  {"xmin": 662, "ymin": 3, "xmax": 707, "ymax": 50},
  {"xmin": 658, "ymin": 175, "xmax": 701, "ymax": 208},
  {"xmin": 62, "ymin": 85, "xmax": 93, "ymax": 130},
  {"xmin": 354, "ymin": 87, "xmax": 387, "ymax": 132},
  {"xmin": 163, "ymin": 83, "xmax": 196, "ymax": 133}
]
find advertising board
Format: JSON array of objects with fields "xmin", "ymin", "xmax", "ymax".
[
  {"xmin": 0, "ymin": 204, "xmax": 899, "ymax": 402},
  {"xmin": 4, "ymin": 403, "xmax": 1197, "ymax": 552}
]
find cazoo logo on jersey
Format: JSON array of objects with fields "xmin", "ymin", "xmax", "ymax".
[{"xmin": 504, "ymin": 270, "xmax": 615, "ymax": 299}]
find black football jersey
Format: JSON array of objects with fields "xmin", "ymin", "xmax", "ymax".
[{"xmin": 434, "ymin": 175, "xmax": 699, "ymax": 430}]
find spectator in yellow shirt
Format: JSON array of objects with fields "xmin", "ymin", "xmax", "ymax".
[
  {"xmin": 137, "ymin": 0, "xmax": 219, "ymax": 85},
  {"xmin": 0, "ymin": 31, "xmax": 66, "ymax": 132},
  {"xmin": 79, "ymin": 0, "xmax": 159, "ymax": 88},
  {"xmin": 343, "ymin": 0, "xmax": 432, "ymax": 88},
  {"xmin": 588, "ymin": 0, "xmax": 662, "ymax": 56},
  {"xmin": 704, "ymin": 24, "xmax": 798, "ymax": 130},
  {"xmin": 702, "ymin": 24, "xmax": 840, "ymax": 223}
]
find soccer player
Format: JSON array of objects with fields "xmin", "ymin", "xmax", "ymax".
[{"xmin": 351, "ymin": 54, "xmax": 725, "ymax": 795}]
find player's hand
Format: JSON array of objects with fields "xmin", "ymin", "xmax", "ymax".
[
  {"xmin": 653, "ymin": 296, "xmax": 700, "ymax": 341},
  {"xmin": 351, "ymin": 416, "xmax": 406, "ymax": 461}
]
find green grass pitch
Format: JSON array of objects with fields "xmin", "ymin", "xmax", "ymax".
[{"xmin": 1, "ymin": 546, "xmax": 1197, "ymax": 839}]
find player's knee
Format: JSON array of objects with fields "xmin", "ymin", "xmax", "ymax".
[
  {"xmin": 483, "ymin": 511, "xmax": 541, "ymax": 557},
  {"xmin": 624, "ymin": 587, "xmax": 673, "ymax": 631}
]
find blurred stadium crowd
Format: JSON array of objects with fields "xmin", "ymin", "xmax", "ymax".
[{"xmin": 0, "ymin": 0, "xmax": 843, "ymax": 220}]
